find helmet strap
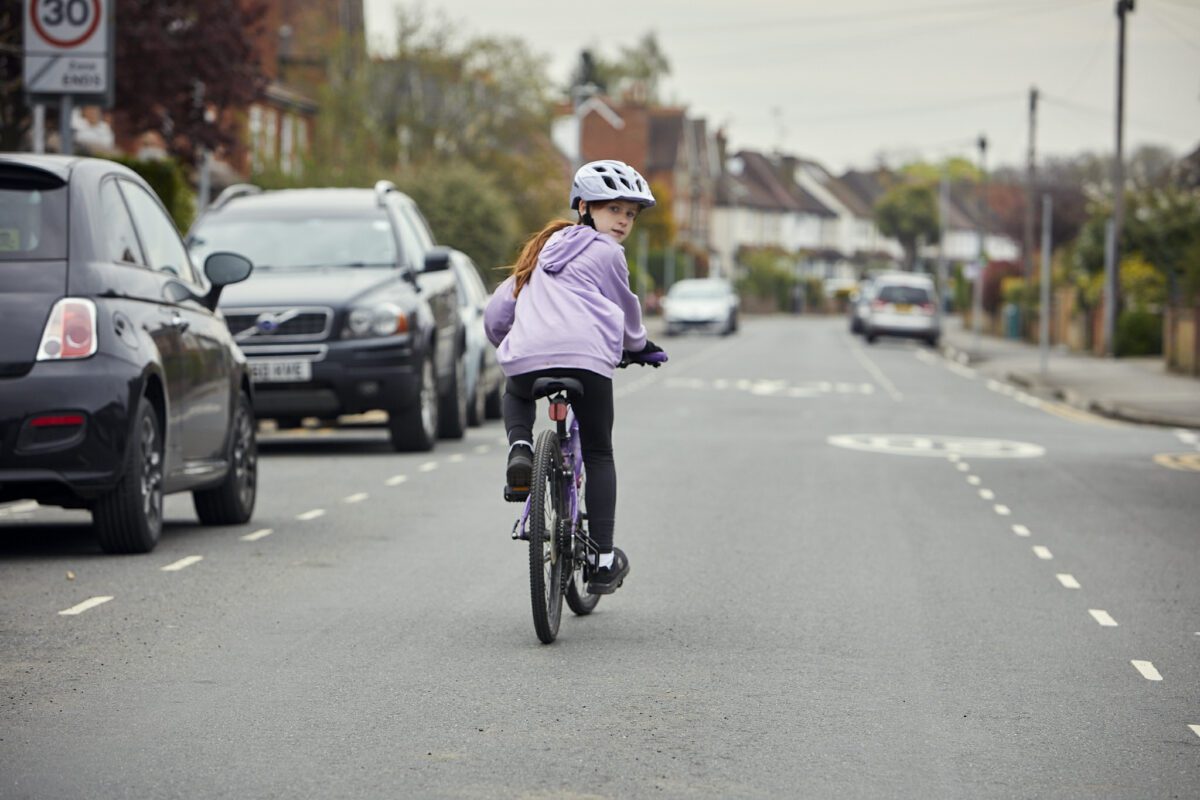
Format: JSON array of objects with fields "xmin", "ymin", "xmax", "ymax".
[{"xmin": 578, "ymin": 204, "xmax": 596, "ymax": 230}]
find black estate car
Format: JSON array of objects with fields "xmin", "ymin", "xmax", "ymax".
[
  {"xmin": 0, "ymin": 154, "xmax": 257, "ymax": 553},
  {"xmin": 187, "ymin": 182, "xmax": 465, "ymax": 451}
]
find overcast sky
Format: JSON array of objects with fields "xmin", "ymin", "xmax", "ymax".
[{"xmin": 362, "ymin": 0, "xmax": 1200, "ymax": 174}]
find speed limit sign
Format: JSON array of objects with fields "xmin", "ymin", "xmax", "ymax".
[{"xmin": 23, "ymin": 0, "xmax": 112, "ymax": 96}]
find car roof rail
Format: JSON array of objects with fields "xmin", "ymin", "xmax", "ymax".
[
  {"xmin": 374, "ymin": 179, "xmax": 396, "ymax": 207},
  {"xmin": 210, "ymin": 183, "xmax": 262, "ymax": 211}
]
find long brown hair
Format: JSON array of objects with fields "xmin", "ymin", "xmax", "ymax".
[{"xmin": 508, "ymin": 219, "xmax": 575, "ymax": 297}]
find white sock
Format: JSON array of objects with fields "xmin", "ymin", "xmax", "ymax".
[{"xmin": 597, "ymin": 551, "xmax": 614, "ymax": 569}]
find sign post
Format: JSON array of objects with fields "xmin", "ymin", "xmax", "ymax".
[{"xmin": 23, "ymin": 0, "xmax": 114, "ymax": 153}]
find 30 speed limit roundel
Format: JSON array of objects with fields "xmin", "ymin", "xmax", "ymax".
[{"xmin": 30, "ymin": 0, "xmax": 102, "ymax": 49}]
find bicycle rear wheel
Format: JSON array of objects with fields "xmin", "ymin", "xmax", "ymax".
[
  {"xmin": 566, "ymin": 566, "xmax": 600, "ymax": 615},
  {"xmin": 529, "ymin": 430, "xmax": 565, "ymax": 643}
]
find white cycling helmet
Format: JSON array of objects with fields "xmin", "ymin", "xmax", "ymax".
[{"xmin": 569, "ymin": 159, "xmax": 656, "ymax": 211}]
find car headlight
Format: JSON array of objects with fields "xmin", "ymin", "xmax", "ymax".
[{"xmin": 344, "ymin": 303, "xmax": 408, "ymax": 338}]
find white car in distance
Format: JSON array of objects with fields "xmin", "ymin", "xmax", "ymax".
[{"xmin": 662, "ymin": 278, "xmax": 739, "ymax": 336}]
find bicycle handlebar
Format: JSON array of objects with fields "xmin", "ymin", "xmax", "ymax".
[{"xmin": 618, "ymin": 349, "xmax": 668, "ymax": 369}]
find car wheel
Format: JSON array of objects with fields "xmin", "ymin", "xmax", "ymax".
[
  {"xmin": 388, "ymin": 351, "xmax": 438, "ymax": 452},
  {"xmin": 438, "ymin": 351, "xmax": 467, "ymax": 439},
  {"xmin": 466, "ymin": 355, "xmax": 486, "ymax": 428},
  {"xmin": 866, "ymin": 333, "xmax": 877, "ymax": 344},
  {"xmin": 926, "ymin": 336, "xmax": 940, "ymax": 348},
  {"xmin": 193, "ymin": 390, "xmax": 257, "ymax": 525},
  {"xmin": 94, "ymin": 396, "xmax": 164, "ymax": 554}
]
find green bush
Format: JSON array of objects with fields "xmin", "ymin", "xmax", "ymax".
[
  {"xmin": 106, "ymin": 155, "xmax": 195, "ymax": 231},
  {"xmin": 1115, "ymin": 309, "xmax": 1163, "ymax": 357},
  {"xmin": 736, "ymin": 248, "xmax": 795, "ymax": 311}
]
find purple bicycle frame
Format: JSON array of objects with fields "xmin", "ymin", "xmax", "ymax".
[{"xmin": 515, "ymin": 405, "xmax": 583, "ymax": 541}]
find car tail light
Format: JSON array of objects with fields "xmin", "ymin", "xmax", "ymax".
[
  {"xmin": 871, "ymin": 300, "xmax": 887, "ymax": 310},
  {"xmin": 38, "ymin": 299, "xmax": 97, "ymax": 360},
  {"xmin": 920, "ymin": 302, "xmax": 935, "ymax": 315},
  {"xmin": 31, "ymin": 414, "xmax": 85, "ymax": 427}
]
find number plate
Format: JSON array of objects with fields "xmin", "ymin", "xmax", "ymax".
[
  {"xmin": 894, "ymin": 303, "xmax": 912, "ymax": 313},
  {"xmin": 250, "ymin": 359, "xmax": 312, "ymax": 383}
]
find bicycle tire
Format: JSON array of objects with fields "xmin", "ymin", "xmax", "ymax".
[
  {"xmin": 566, "ymin": 568, "xmax": 600, "ymax": 615},
  {"xmin": 529, "ymin": 430, "xmax": 565, "ymax": 643}
]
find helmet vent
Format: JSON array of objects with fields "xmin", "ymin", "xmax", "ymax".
[{"xmin": 602, "ymin": 176, "xmax": 617, "ymax": 190}]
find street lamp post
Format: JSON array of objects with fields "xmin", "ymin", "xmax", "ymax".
[
  {"xmin": 1105, "ymin": 0, "xmax": 1135, "ymax": 357},
  {"xmin": 972, "ymin": 134, "xmax": 988, "ymax": 353}
]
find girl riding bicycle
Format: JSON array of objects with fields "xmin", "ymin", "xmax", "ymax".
[{"xmin": 484, "ymin": 159, "xmax": 664, "ymax": 595}]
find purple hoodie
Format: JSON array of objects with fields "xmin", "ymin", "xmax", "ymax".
[{"xmin": 484, "ymin": 225, "xmax": 647, "ymax": 378}]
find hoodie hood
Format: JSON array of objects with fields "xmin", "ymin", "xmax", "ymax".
[{"xmin": 538, "ymin": 225, "xmax": 608, "ymax": 274}]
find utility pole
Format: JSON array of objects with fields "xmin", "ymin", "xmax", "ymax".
[
  {"xmin": 1039, "ymin": 194, "xmax": 1053, "ymax": 375},
  {"xmin": 1106, "ymin": 0, "xmax": 1134, "ymax": 357},
  {"xmin": 936, "ymin": 172, "xmax": 948, "ymax": 312},
  {"xmin": 972, "ymin": 134, "xmax": 988, "ymax": 352},
  {"xmin": 1023, "ymin": 86, "xmax": 1039, "ymax": 337}
]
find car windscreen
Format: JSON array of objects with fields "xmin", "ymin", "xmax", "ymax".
[
  {"xmin": 0, "ymin": 167, "xmax": 68, "ymax": 261},
  {"xmin": 669, "ymin": 282, "xmax": 727, "ymax": 300},
  {"xmin": 188, "ymin": 214, "xmax": 398, "ymax": 270},
  {"xmin": 877, "ymin": 285, "xmax": 931, "ymax": 304}
]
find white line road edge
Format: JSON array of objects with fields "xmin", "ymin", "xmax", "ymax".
[
  {"xmin": 849, "ymin": 345, "xmax": 903, "ymax": 401},
  {"xmin": 58, "ymin": 596, "xmax": 113, "ymax": 616},
  {"xmin": 241, "ymin": 528, "xmax": 273, "ymax": 542},
  {"xmin": 1131, "ymin": 660, "xmax": 1163, "ymax": 681},
  {"xmin": 161, "ymin": 555, "xmax": 203, "ymax": 572}
]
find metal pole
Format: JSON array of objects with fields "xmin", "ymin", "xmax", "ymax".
[
  {"xmin": 972, "ymin": 134, "xmax": 988, "ymax": 352},
  {"xmin": 637, "ymin": 230, "xmax": 649, "ymax": 309},
  {"xmin": 937, "ymin": 172, "xmax": 948, "ymax": 312},
  {"xmin": 1107, "ymin": 0, "xmax": 1134, "ymax": 357},
  {"xmin": 1023, "ymin": 86, "xmax": 1039, "ymax": 337},
  {"xmin": 32, "ymin": 104, "xmax": 45, "ymax": 154},
  {"xmin": 58, "ymin": 96, "xmax": 74, "ymax": 155},
  {"xmin": 1103, "ymin": 218, "xmax": 1116, "ymax": 352},
  {"xmin": 1039, "ymin": 194, "xmax": 1053, "ymax": 374}
]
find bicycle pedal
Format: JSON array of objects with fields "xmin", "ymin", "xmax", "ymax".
[
  {"xmin": 510, "ymin": 519, "xmax": 528, "ymax": 541},
  {"xmin": 503, "ymin": 485, "xmax": 529, "ymax": 503}
]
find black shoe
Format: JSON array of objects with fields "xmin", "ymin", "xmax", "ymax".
[
  {"xmin": 505, "ymin": 443, "xmax": 532, "ymax": 491},
  {"xmin": 586, "ymin": 547, "xmax": 629, "ymax": 595}
]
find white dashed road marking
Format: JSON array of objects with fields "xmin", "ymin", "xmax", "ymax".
[
  {"xmin": 1189, "ymin": 724, "xmax": 1200, "ymax": 739},
  {"xmin": 956, "ymin": 462, "xmax": 970, "ymax": 472},
  {"xmin": 1088, "ymin": 609, "xmax": 1118, "ymax": 627},
  {"xmin": 979, "ymin": 489, "xmax": 995, "ymax": 500},
  {"xmin": 967, "ymin": 475, "xmax": 982, "ymax": 486},
  {"xmin": 449, "ymin": 454, "xmax": 465, "ymax": 463},
  {"xmin": 296, "ymin": 509, "xmax": 326, "ymax": 521},
  {"xmin": 241, "ymin": 528, "xmax": 273, "ymax": 542},
  {"xmin": 1012, "ymin": 524, "xmax": 1031, "ymax": 537},
  {"xmin": 386, "ymin": 474, "xmax": 408, "ymax": 486},
  {"xmin": 1033, "ymin": 546, "xmax": 1053, "ymax": 560},
  {"xmin": 994, "ymin": 504, "xmax": 1011, "ymax": 516},
  {"xmin": 419, "ymin": 462, "xmax": 438, "ymax": 473},
  {"xmin": 161, "ymin": 555, "xmax": 203, "ymax": 572},
  {"xmin": 1131, "ymin": 660, "xmax": 1162, "ymax": 681},
  {"xmin": 1056, "ymin": 573, "xmax": 1081, "ymax": 589},
  {"xmin": 947, "ymin": 453, "xmax": 961, "ymax": 463},
  {"xmin": 474, "ymin": 445, "xmax": 491, "ymax": 454},
  {"xmin": 343, "ymin": 493, "xmax": 368, "ymax": 504},
  {"xmin": 59, "ymin": 596, "xmax": 113, "ymax": 616},
  {"xmin": 849, "ymin": 346, "xmax": 903, "ymax": 401}
]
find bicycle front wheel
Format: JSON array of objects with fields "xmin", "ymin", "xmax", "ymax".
[{"xmin": 529, "ymin": 430, "xmax": 565, "ymax": 643}]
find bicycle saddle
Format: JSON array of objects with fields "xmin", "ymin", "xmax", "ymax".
[{"xmin": 531, "ymin": 377, "xmax": 585, "ymax": 399}]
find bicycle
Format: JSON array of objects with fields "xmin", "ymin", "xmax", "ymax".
[{"xmin": 505, "ymin": 349, "xmax": 666, "ymax": 644}]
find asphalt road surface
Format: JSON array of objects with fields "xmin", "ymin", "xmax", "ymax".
[{"xmin": 3, "ymin": 316, "xmax": 1198, "ymax": 799}]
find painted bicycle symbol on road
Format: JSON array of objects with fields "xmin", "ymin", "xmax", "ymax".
[{"xmin": 827, "ymin": 434, "xmax": 1046, "ymax": 459}]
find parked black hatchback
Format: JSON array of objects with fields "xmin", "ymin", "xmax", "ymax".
[{"xmin": 0, "ymin": 154, "xmax": 257, "ymax": 553}]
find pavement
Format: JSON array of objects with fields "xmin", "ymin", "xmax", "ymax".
[{"xmin": 939, "ymin": 316, "xmax": 1200, "ymax": 429}]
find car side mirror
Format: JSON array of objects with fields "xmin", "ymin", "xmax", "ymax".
[
  {"xmin": 202, "ymin": 252, "xmax": 254, "ymax": 310},
  {"xmin": 422, "ymin": 247, "xmax": 451, "ymax": 273}
]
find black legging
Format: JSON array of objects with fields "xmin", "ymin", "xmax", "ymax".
[{"xmin": 503, "ymin": 368, "xmax": 617, "ymax": 552}]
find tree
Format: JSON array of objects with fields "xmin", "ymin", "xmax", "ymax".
[
  {"xmin": 875, "ymin": 182, "xmax": 940, "ymax": 269},
  {"xmin": 0, "ymin": 0, "xmax": 28, "ymax": 150},
  {"xmin": 114, "ymin": 0, "xmax": 268, "ymax": 163}
]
